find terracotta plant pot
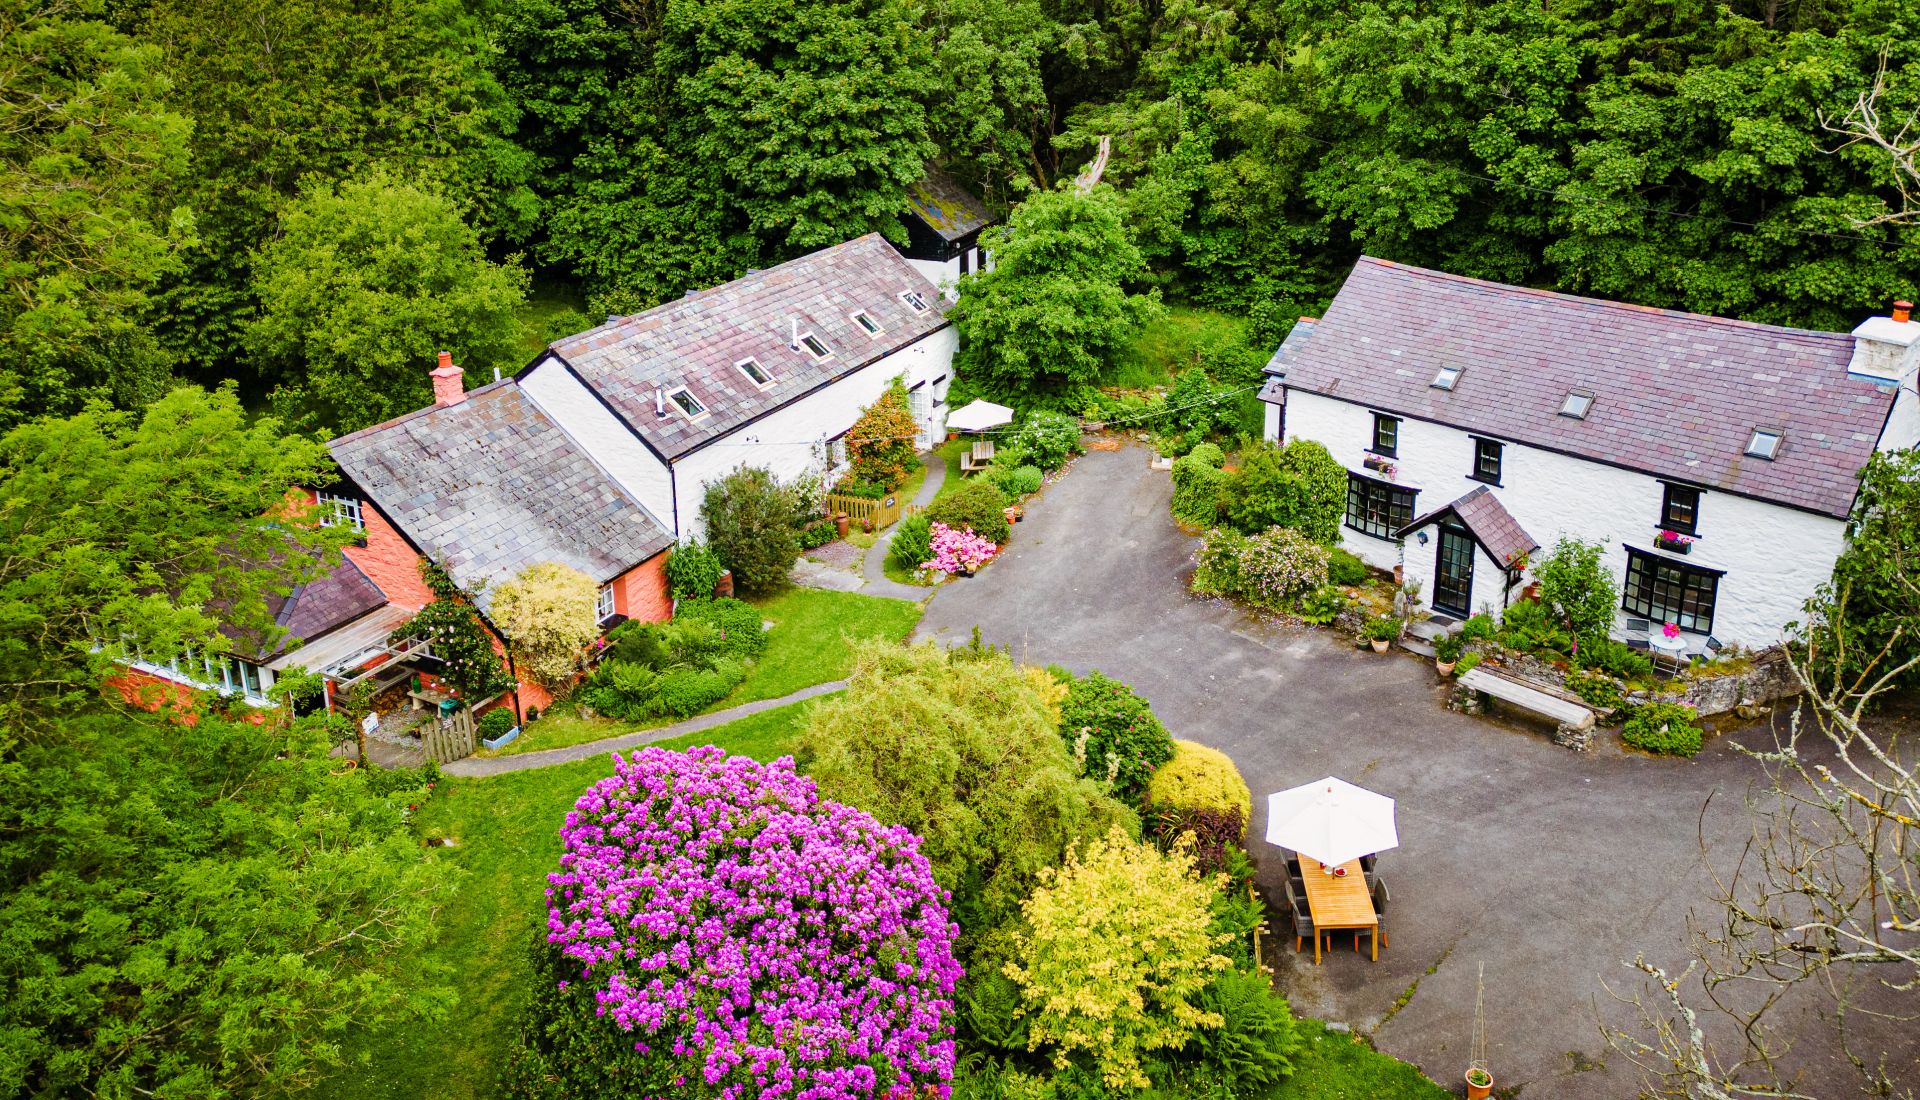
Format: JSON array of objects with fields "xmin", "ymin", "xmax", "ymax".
[
  {"xmin": 1370, "ymin": 639, "xmax": 1390, "ymax": 654},
  {"xmin": 834, "ymin": 514, "xmax": 850, "ymax": 538},
  {"xmin": 1466, "ymin": 1069, "xmax": 1493, "ymax": 1100},
  {"xmin": 1436, "ymin": 659, "xmax": 1456, "ymax": 676}
]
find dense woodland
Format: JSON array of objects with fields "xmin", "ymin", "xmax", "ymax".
[{"xmin": 7, "ymin": 0, "xmax": 1918, "ymax": 433}]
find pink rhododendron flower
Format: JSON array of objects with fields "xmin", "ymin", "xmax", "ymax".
[{"xmin": 920, "ymin": 522, "xmax": 996, "ymax": 575}]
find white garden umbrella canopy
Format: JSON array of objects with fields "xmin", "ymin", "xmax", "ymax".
[
  {"xmin": 1264, "ymin": 777, "xmax": 1399, "ymax": 868},
  {"xmin": 945, "ymin": 399, "xmax": 1013, "ymax": 433}
]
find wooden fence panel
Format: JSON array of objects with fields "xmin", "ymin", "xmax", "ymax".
[
  {"xmin": 825, "ymin": 492, "xmax": 905, "ymax": 530},
  {"xmin": 422, "ymin": 709, "xmax": 476, "ymax": 764}
]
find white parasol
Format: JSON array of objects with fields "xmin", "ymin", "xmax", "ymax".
[
  {"xmin": 944, "ymin": 399, "xmax": 1014, "ymax": 433},
  {"xmin": 1264, "ymin": 776, "xmax": 1399, "ymax": 868}
]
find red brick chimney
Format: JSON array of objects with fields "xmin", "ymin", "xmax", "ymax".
[
  {"xmin": 1895, "ymin": 300, "xmax": 1913, "ymax": 324},
  {"xmin": 430, "ymin": 351, "xmax": 465, "ymax": 407}
]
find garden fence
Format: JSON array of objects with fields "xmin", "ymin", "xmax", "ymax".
[
  {"xmin": 825, "ymin": 491, "xmax": 907, "ymax": 531},
  {"xmin": 421, "ymin": 709, "xmax": 476, "ymax": 764}
]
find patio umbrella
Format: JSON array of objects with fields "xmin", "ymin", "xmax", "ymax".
[
  {"xmin": 945, "ymin": 399, "xmax": 1013, "ymax": 433},
  {"xmin": 1264, "ymin": 777, "xmax": 1399, "ymax": 868}
]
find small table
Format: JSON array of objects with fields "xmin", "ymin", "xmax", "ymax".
[
  {"xmin": 1649, "ymin": 632, "xmax": 1689, "ymax": 672},
  {"xmin": 1299, "ymin": 857, "xmax": 1379, "ymax": 963}
]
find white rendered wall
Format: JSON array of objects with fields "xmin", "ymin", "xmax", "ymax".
[
  {"xmin": 908, "ymin": 257, "xmax": 960, "ymax": 301},
  {"xmin": 671, "ymin": 327, "xmax": 958, "ymax": 540},
  {"xmin": 520, "ymin": 357, "xmax": 677, "ymax": 530},
  {"xmin": 1276, "ymin": 390, "xmax": 1850, "ymax": 647}
]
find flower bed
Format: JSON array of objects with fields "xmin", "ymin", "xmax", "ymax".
[{"xmin": 534, "ymin": 746, "xmax": 961, "ymax": 1099}]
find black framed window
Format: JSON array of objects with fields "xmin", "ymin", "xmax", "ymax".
[
  {"xmin": 1472, "ymin": 438, "xmax": 1503, "ymax": 485},
  {"xmin": 1623, "ymin": 549, "xmax": 1720, "ymax": 634},
  {"xmin": 1660, "ymin": 484, "xmax": 1700, "ymax": 535},
  {"xmin": 1346, "ymin": 473, "xmax": 1415, "ymax": 539},
  {"xmin": 1371, "ymin": 413, "xmax": 1399, "ymax": 457}
]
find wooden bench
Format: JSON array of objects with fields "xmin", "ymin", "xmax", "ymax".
[
  {"xmin": 960, "ymin": 439, "xmax": 996, "ymax": 474},
  {"xmin": 1457, "ymin": 667, "xmax": 1594, "ymax": 731}
]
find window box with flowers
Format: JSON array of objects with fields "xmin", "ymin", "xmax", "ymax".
[
  {"xmin": 1362, "ymin": 452, "xmax": 1398, "ymax": 478},
  {"xmin": 1654, "ymin": 530, "xmax": 1694, "ymax": 555}
]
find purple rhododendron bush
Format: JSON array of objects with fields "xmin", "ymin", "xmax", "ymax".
[{"xmin": 501, "ymin": 744, "xmax": 962, "ymax": 1100}]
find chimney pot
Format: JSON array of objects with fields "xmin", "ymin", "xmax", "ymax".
[
  {"xmin": 430, "ymin": 351, "xmax": 465, "ymax": 407},
  {"xmin": 1895, "ymin": 300, "xmax": 1913, "ymax": 324}
]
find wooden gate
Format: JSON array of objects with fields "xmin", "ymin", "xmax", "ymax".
[
  {"xmin": 421, "ymin": 708, "xmax": 476, "ymax": 764},
  {"xmin": 825, "ymin": 491, "xmax": 906, "ymax": 531}
]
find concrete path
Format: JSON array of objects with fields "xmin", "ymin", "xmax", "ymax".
[
  {"xmin": 916, "ymin": 443, "xmax": 1902, "ymax": 1098},
  {"xmin": 441, "ymin": 680, "xmax": 846, "ymax": 777},
  {"xmin": 855, "ymin": 449, "xmax": 947, "ymax": 599}
]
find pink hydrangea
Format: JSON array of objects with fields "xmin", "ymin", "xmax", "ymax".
[
  {"xmin": 546, "ymin": 745, "xmax": 961, "ymax": 1100},
  {"xmin": 921, "ymin": 522, "xmax": 996, "ymax": 574}
]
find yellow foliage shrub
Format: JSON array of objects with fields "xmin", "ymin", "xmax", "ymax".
[
  {"xmin": 1147, "ymin": 739, "xmax": 1252, "ymax": 822},
  {"xmin": 488, "ymin": 562, "xmax": 598, "ymax": 690}
]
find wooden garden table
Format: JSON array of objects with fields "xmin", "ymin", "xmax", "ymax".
[{"xmin": 1300, "ymin": 857, "xmax": 1378, "ymax": 963}]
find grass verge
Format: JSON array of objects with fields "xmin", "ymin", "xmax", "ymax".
[
  {"xmin": 488, "ymin": 588, "xmax": 921, "ymax": 757},
  {"xmin": 316, "ymin": 698, "xmax": 820, "ymax": 1100},
  {"xmin": 1267, "ymin": 1018, "xmax": 1452, "ymax": 1099}
]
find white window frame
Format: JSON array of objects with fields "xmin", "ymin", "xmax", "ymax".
[
  {"xmin": 1559, "ymin": 389, "xmax": 1595, "ymax": 420},
  {"xmin": 850, "ymin": 310, "xmax": 883, "ymax": 337},
  {"xmin": 596, "ymin": 584, "xmax": 617, "ymax": 624},
  {"xmin": 1431, "ymin": 366, "xmax": 1462, "ymax": 391},
  {"xmin": 1746, "ymin": 427, "xmax": 1782, "ymax": 460},
  {"xmin": 667, "ymin": 387, "xmax": 708, "ymax": 420},
  {"xmin": 900, "ymin": 290, "xmax": 929, "ymax": 313},
  {"xmin": 736, "ymin": 357, "xmax": 774, "ymax": 388},
  {"xmin": 797, "ymin": 332, "xmax": 832, "ymax": 361},
  {"xmin": 318, "ymin": 491, "xmax": 364, "ymax": 530}
]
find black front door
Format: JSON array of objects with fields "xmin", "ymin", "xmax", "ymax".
[{"xmin": 1434, "ymin": 523, "xmax": 1475, "ymax": 618}]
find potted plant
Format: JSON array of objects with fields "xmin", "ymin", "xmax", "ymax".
[
  {"xmin": 1466, "ymin": 962, "xmax": 1493, "ymax": 1099},
  {"xmin": 1363, "ymin": 615, "xmax": 1401, "ymax": 653},
  {"xmin": 1433, "ymin": 632, "xmax": 1462, "ymax": 675},
  {"xmin": 1466, "ymin": 1067, "xmax": 1493, "ymax": 1100},
  {"xmin": 1655, "ymin": 529, "xmax": 1694, "ymax": 554}
]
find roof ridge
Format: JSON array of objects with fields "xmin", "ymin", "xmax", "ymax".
[
  {"xmin": 329, "ymin": 377, "xmax": 520, "ymax": 450},
  {"xmin": 1355, "ymin": 256, "xmax": 1856, "ymax": 345}
]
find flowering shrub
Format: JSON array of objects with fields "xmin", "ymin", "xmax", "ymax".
[
  {"xmin": 923, "ymin": 521, "xmax": 997, "ymax": 574},
  {"xmin": 925, "ymin": 478, "xmax": 1011, "ymax": 543},
  {"xmin": 1190, "ymin": 526, "xmax": 1330, "ymax": 611},
  {"xmin": 1059, "ymin": 671, "xmax": 1174, "ymax": 801},
  {"xmin": 531, "ymin": 746, "xmax": 961, "ymax": 1100}
]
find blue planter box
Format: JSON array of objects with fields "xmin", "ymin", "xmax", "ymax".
[{"xmin": 482, "ymin": 725, "xmax": 521, "ymax": 750}]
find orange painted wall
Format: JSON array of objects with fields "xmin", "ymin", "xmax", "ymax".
[
  {"xmin": 611, "ymin": 552, "xmax": 673, "ymax": 623},
  {"xmin": 106, "ymin": 669, "xmax": 200, "ymax": 722},
  {"xmin": 337, "ymin": 497, "xmax": 434, "ymax": 610}
]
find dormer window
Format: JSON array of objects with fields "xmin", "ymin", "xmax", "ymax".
[
  {"xmin": 900, "ymin": 290, "xmax": 929, "ymax": 312},
  {"xmin": 1559, "ymin": 389, "xmax": 1594, "ymax": 420},
  {"xmin": 851, "ymin": 311, "xmax": 883, "ymax": 336},
  {"xmin": 668, "ymin": 388, "xmax": 707, "ymax": 419},
  {"xmin": 1746, "ymin": 427, "xmax": 1782, "ymax": 460},
  {"xmin": 736, "ymin": 357, "xmax": 773, "ymax": 388},
  {"xmin": 798, "ymin": 333, "xmax": 831, "ymax": 361},
  {"xmin": 1431, "ymin": 366, "xmax": 1462, "ymax": 391}
]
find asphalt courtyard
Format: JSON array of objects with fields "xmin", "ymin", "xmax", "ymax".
[{"xmin": 916, "ymin": 442, "xmax": 1914, "ymax": 1097}]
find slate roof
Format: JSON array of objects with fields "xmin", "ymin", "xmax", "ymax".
[
  {"xmin": 329, "ymin": 382, "xmax": 673, "ymax": 607},
  {"xmin": 548, "ymin": 234, "xmax": 951, "ymax": 460},
  {"xmin": 269, "ymin": 555, "xmax": 387, "ymax": 651},
  {"xmin": 1258, "ymin": 318, "xmax": 1317, "ymax": 404},
  {"xmin": 1398, "ymin": 486, "xmax": 1539, "ymax": 568},
  {"xmin": 1281, "ymin": 258, "xmax": 1895, "ymax": 518},
  {"xmin": 904, "ymin": 166, "xmax": 995, "ymax": 242}
]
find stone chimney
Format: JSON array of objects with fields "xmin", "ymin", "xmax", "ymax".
[
  {"xmin": 1847, "ymin": 300, "xmax": 1919, "ymax": 388},
  {"xmin": 430, "ymin": 351, "xmax": 465, "ymax": 407}
]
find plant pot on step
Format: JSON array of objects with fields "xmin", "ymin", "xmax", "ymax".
[
  {"xmin": 1436, "ymin": 659, "xmax": 1456, "ymax": 676},
  {"xmin": 1465, "ymin": 1068, "xmax": 1493, "ymax": 1100},
  {"xmin": 1370, "ymin": 638, "xmax": 1390, "ymax": 653}
]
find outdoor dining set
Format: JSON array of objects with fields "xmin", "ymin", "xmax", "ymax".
[{"xmin": 1264, "ymin": 776, "xmax": 1398, "ymax": 964}]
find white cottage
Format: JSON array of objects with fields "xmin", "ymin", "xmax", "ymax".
[
  {"xmin": 1260, "ymin": 257, "xmax": 1920, "ymax": 650},
  {"xmin": 517, "ymin": 233, "xmax": 959, "ymax": 539}
]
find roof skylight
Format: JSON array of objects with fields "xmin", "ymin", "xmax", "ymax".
[
  {"xmin": 1746, "ymin": 427, "xmax": 1782, "ymax": 460},
  {"xmin": 1431, "ymin": 366, "xmax": 1462, "ymax": 391},
  {"xmin": 1558, "ymin": 390, "xmax": 1594, "ymax": 420},
  {"xmin": 851, "ymin": 310, "xmax": 883, "ymax": 336},
  {"xmin": 900, "ymin": 290, "xmax": 929, "ymax": 313},
  {"xmin": 668, "ymin": 387, "xmax": 707, "ymax": 419},
  {"xmin": 736, "ymin": 357, "xmax": 772, "ymax": 388},
  {"xmin": 798, "ymin": 333, "xmax": 831, "ymax": 360}
]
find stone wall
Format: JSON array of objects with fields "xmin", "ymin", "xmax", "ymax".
[{"xmin": 1628, "ymin": 648, "xmax": 1802, "ymax": 717}]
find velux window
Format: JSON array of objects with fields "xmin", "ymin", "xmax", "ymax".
[
  {"xmin": 736, "ymin": 357, "xmax": 773, "ymax": 388},
  {"xmin": 1559, "ymin": 389, "xmax": 1595, "ymax": 420},
  {"xmin": 1431, "ymin": 365, "xmax": 1462, "ymax": 391},
  {"xmin": 668, "ymin": 388, "xmax": 707, "ymax": 419},
  {"xmin": 1746, "ymin": 427, "xmax": 1782, "ymax": 460},
  {"xmin": 900, "ymin": 290, "xmax": 930, "ymax": 312},
  {"xmin": 798, "ymin": 333, "xmax": 832, "ymax": 361},
  {"xmin": 851, "ymin": 311, "xmax": 883, "ymax": 336}
]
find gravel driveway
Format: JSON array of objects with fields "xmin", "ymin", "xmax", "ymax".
[{"xmin": 917, "ymin": 442, "xmax": 1910, "ymax": 1097}]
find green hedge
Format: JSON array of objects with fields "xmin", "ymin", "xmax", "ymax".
[
  {"xmin": 1170, "ymin": 443, "xmax": 1226, "ymax": 526},
  {"xmin": 926, "ymin": 478, "xmax": 1010, "ymax": 544}
]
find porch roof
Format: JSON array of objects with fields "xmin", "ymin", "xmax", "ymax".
[
  {"xmin": 265, "ymin": 604, "xmax": 417, "ymax": 675},
  {"xmin": 1396, "ymin": 486, "xmax": 1539, "ymax": 569}
]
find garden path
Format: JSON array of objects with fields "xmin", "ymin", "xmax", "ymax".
[
  {"xmin": 439, "ymin": 680, "xmax": 847, "ymax": 778},
  {"xmin": 915, "ymin": 442, "xmax": 1905, "ymax": 1100},
  {"xmin": 857, "ymin": 447, "xmax": 947, "ymax": 598}
]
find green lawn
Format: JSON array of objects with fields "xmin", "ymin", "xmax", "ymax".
[
  {"xmin": 316, "ymin": 698, "xmax": 820, "ymax": 1100},
  {"xmin": 1111, "ymin": 304, "xmax": 1249, "ymax": 389},
  {"xmin": 488, "ymin": 587, "xmax": 922, "ymax": 757},
  {"xmin": 1267, "ymin": 1019, "xmax": 1451, "ymax": 1099},
  {"xmin": 930, "ymin": 436, "xmax": 975, "ymax": 501}
]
